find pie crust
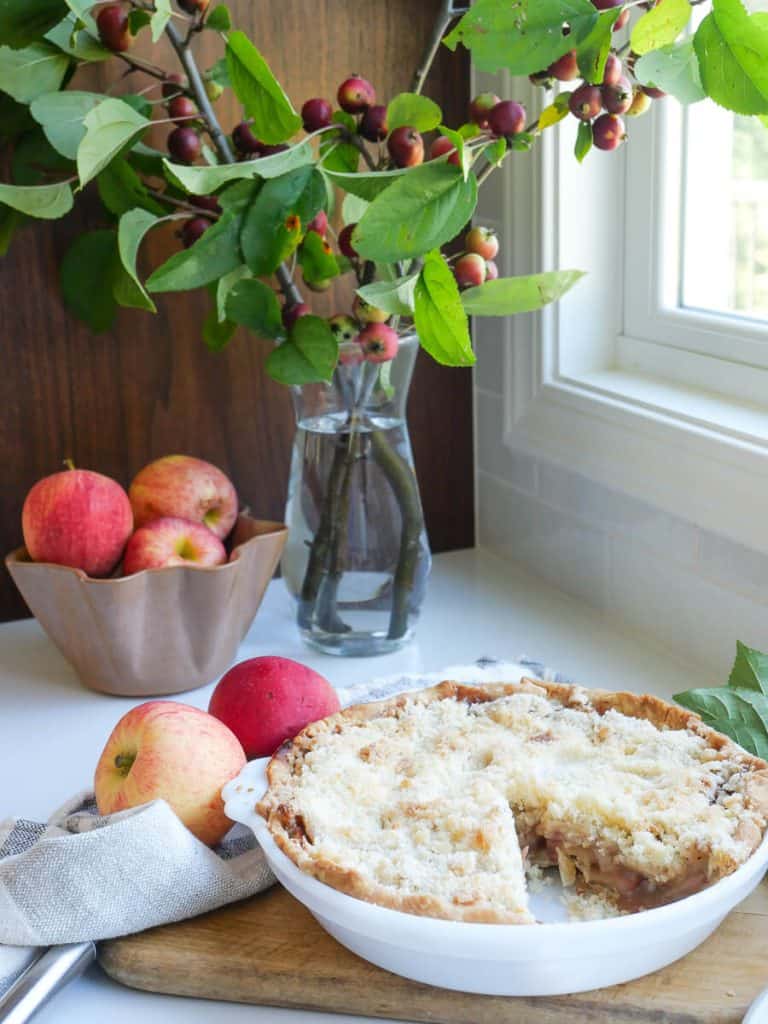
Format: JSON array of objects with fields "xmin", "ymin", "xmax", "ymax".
[{"xmin": 258, "ymin": 680, "xmax": 768, "ymax": 923}]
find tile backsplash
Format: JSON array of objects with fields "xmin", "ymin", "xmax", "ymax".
[{"xmin": 475, "ymin": 380, "xmax": 768, "ymax": 681}]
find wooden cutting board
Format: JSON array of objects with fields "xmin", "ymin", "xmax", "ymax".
[{"xmin": 98, "ymin": 881, "xmax": 768, "ymax": 1023}]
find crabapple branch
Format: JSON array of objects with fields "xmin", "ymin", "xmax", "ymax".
[{"xmin": 411, "ymin": 0, "xmax": 470, "ymax": 95}]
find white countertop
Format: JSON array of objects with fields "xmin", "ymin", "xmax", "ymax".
[{"xmin": 0, "ymin": 547, "xmax": 712, "ymax": 1023}]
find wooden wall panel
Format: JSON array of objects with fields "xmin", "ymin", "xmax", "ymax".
[{"xmin": 0, "ymin": 0, "xmax": 473, "ymax": 622}]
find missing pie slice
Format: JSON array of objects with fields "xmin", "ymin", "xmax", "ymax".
[{"xmin": 258, "ymin": 680, "xmax": 768, "ymax": 923}]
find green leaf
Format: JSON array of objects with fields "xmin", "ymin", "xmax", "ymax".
[
  {"xmin": 150, "ymin": 0, "xmax": 172, "ymax": 41},
  {"xmin": 635, "ymin": 39, "xmax": 706, "ymax": 104},
  {"xmin": 357, "ymin": 273, "xmax": 419, "ymax": 316},
  {"xmin": 217, "ymin": 179, "xmax": 260, "ymax": 215},
  {"xmin": 225, "ymin": 30, "xmax": 302, "ymax": 144},
  {"xmin": 297, "ymin": 230, "xmax": 339, "ymax": 286},
  {"xmin": 121, "ymin": 93, "xmax": 153, "ymax": 119},
  {"xmin": 63, "ymin": 0, "xmax": 97, "ymax": 31},
  {"xmin": 0, "ymin": 204, "xmax": 21, "ymax": 256},
  {"xmin": 11, "ymin": 128, "xmax": 72, "ymax": 185},
  {"xmin": 461, "ymin": 269, "xmax": 585, "ymax": 316},
  {"xmin": 631, "ymin": 0, "xmax": 691, "ymax": 55},
  {"xmin": 0, "ymin": 180, "xmax": 72, "ymax": 218},
  {"xmin": 127, "ymin": 8, "xmax": 151, "ymax": 33},
  {"xmin": 98, "ymin": 159, "xmax": 164, "ymax": 217},
  {"xmin": 319, "ymin": 138, "xmax": 360, "ymax": 173},
  {"xmin": 44, "ymin": 15, "xmax": 110, "ymax": 60},
  {"xmin": 163, "ymin": 140, "xmax": 313, "ymax": 193},
  {"xmin": 352, "ymin": 163, "xmax": 477, "ymax": 263},
  {"xmin": 342, "ymin": 192, "xmax": 368, "ymax": 225},
  {"xmin": 386, "ymin": 93, "xmax": 443, "ymax": 133},
  {"xmin": 436, "ymin": 124, "xmax": 470, "ymax": 178},
  {"xmin": 414, "ymin": 250, "xmax": 474, "ymax": 367},
  {"xmin": 146, "ymin": 210, "xmax": 243, "ymax": 292},
  {"xmin": 0, "ymin": 0, "xmax": 68, "ymax": 48},
  {"xmin": 332, "ymin": 109, "xmax": 355, "ymax": 132},
  {"xmin": 694, "ymin": 1, "xmax": 768, "ymax": 115},
  {"xmin": 265, "ymin": 315, "xmax": 338, "ymax": 385},
  {"xmin": 674, "ymin": 686, "xmax": 768, "ymax": 759},
  {"xmin": 215, "ymin": 264, "xmax": 251, "ymax": 320},
  {"xmin": 30, "ymin": 90, "xmax": 103, "ymax": 158},
  {"xmin": 206, "ymin": 3, "xmax": 231, "ymax": 31},
  {"xmin": 322, "ymin": 166, "xmax": 410, "ymax": 202},
  {"xmin": 728, "ymin": 640, "xmax": 768, "ymax": 696},
  {"xmin": 60, "ymin": 229, "xmax": 118, "ymax": 331},
  {"xmin": 203, "ymin": 305, "xmax": 237, "ymax": 351},
  {"xmin": 538, "ymin": 92, "xmax": 572, "ymax": 129},
  {"xmin": 577, "ymin": 9, "xmax": 622, "ymax": 83},
  {"xmin": 77, "ymin": 97, "xmax": 150, "ymax": 187},
  {"xmin": 207, "ymin": 55, "xmax": 230, "ymax": 88},
  {"xmin": 115, "ymin": 207, "xmax": 162, "ymax": 312},
  {"xmin": 443, "ymin": 0, "xmax": 600, "ymax": 76},
  {"xmin": 225, "ymin": 278, "xmax": 283, "ymax": 339},
  {"xmin": 0, "ymin": 42, "xmax": 69, "ymax": 101},
  {"xmin": 575, "ymin": 120, "xmax": 593, "ymax": 162},
  {"xmin": 240, "ymin": 165, "xmax": 324, "ymax": 275}
]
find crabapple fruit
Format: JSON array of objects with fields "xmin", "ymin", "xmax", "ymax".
[
  {"xmin": 168, "ymin": 96, "xmax": 197, "ymax": 125},
  {"xmin": 547, "ymin": 50, "xmax": 579, "ymax": 81},
  {"xmin": 485, "ymin": 260, "xmax": 499, "ymax": 281},
  {"xmin": 429, "ymin": 135, "xmax": 459, "ymax": 165},
  {"xmin": 162, "ymin": 73, "xmax": 187, "ymax": 99},
  {"xmin": 283, "ymin": 303, "xmax": 310, "ymax": 329},
  {"xmin": 360, "ymin": 105, "xmax": 388, "ymax": 142},
  {"xmin": 337, "ymin": 76, "xmax": 375, "ymax": 114},
  {"xmin": 168, "ymin": 126, "xmax": 201, "ymax": 164},
  {"xmin": 387, "ymin": 126, "xmax": 424, "ymax": 168},
  {"xmin": 642, "ymin": 85, "xmax": 666, "ymax": 99},
  {"xmin": 488, "ymin": 100, "xmax": 526, "ymax": 137},
  {"xmin": 181, "ymin": 217, "xmax": 209, "ymax": 248},
  {"xmin": 357, "ymin": 323, "xmax": 399, "ymax": 363},
  {"xmin": 569, "ymin": 84, "xmax": 602, "ymax": 121},
  {"xmin": 602, "ymin": 53, "xmax": 623, "ymax": 86},
  {"xmin": 593, "ymin": 113, "xmax": 626, "ymax": 150},
  {"xmin": 627, "ymin": 87, "xmax": 652, "ymax": 117},
  {"xmin": 602, "ymin": 76, "xmax": 633, "ymax": 115},
  {"xmin": 190, "ymin": 194, "xmax": 221, "ymax": 213},
  {"xmin": 96, "ymin": 4, "xmax": 133, "ymax": 52},
  {"xmin": 469, "ymin": 92, "xmax": 501, "ymax": 128},
  {"xmin": 302, "ymin": 98, "xmax": 333, "ymax": 133},
  {"xmin": 465, "ymin": 226, "xmax": 499, "ymax": 262},
  {"xmin": 177, "ymin": 0, "xmax": 209, "ymax": 13},
  {"xmin": 338, "ymin": 224, "xmax": 357, "ymax": 258},
  {"xmin": 232, "ymin": 121, "xmax": 262, "ymax": 155},
  {"xmin": 307, "ymin": 211, "xmax": 328, "ymax": 237},
  {"xmin": 353, "ymin": 295, "xmax": 389, "ymax": 323},
  {"xmin": 453, "ymin": 252, "xmax": 487, "ymax": 289},
  {"xmin": 328, "ymin": 315, "xmax": 358, "ymax": 344}
]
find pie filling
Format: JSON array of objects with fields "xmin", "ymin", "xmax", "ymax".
[{"xmin": 259, "ymin": 680, "xmax": 768, "ymax": 923}]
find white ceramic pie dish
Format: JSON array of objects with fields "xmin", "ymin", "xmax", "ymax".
[{"xmin": 223, "ymin": 757, "xmax": 768, "ymax": 996}]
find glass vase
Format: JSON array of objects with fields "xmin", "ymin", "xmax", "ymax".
[{"xmin": 281, "ymin": 333, "xmax": 431, "ymax": 656}]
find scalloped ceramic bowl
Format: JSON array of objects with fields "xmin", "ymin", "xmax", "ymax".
[
  {"xmin": 6, "ymin": 514, "xmax": 287, "ymax": 697},
  {"xmin": 224, "ymin": 756, "xmax": 768, "ymax": 997}
]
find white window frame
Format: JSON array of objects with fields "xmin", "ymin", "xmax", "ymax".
[{"xmin": 473, "ymin": 70, "xmax": 768, "ymax": 556}]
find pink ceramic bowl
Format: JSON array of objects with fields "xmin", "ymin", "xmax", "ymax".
[{"xmin": 6, "ymin": 514, "xmax": 287, "ymax": 697}]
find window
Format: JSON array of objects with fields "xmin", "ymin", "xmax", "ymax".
[{"xmin": 680, "ymin": 107, "xmax": 768, "ymax": 323}]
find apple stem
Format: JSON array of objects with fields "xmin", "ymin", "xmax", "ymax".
[
  {"xmin": 63, "ymin": 458, "xmax": 76, "ymax": 471},
  {"xmin": 114, "ymin": 752, "xmax": 136, "ymax": 777}
]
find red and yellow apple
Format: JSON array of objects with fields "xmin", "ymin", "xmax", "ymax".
[
  {"xmin": 208, "ymin": 656, "xmax": 341, "ymax": 758},
  {"xmin": 22, "ymin": 467, "xmax": 133, "ymax": 577},
  {"xmin": 94, "ymin": 700, "xmax": 246, "ymax": 846},
  {"xmin": 122, "ymin": 516, "xmax": 226, "ymax": 575},
  {"xmin": 129, "ymin": 455, "xmax": 238, "ymax": 540}
]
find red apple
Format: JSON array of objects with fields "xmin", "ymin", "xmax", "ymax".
[
  {"xmin": 22, "ymin": 467, "xmax": 133, "ymax": 577},
  {"xmin": 122, "ymin": 516, "xmax": 226, "ymax": 575},
  {"xmin": 94, "ymin": 700, "xmax": 246, "ymax": 846},
  {"xmin": 208, "ymin": 656, "xmax": 341, "ymax": 758},
  {"xmin": 129, "ymin": 455, "xmax": 238, "ymax": 540}
]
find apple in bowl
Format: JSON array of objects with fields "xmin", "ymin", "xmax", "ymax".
[
  {"xmin": 94, "ymin": 701, "xmax": 246, "ymax": 845},
  {"xmin": 129, "ymin": 455, "xmax": 238, "ymax": 540},
  {"xmin": 122, "ymin": 516, "xmax": 226, "ymax": 575},
  {"xmin": 22, "ymin": 466, "xmax": 133, "ymax": 577}
]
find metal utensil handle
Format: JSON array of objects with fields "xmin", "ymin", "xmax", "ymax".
[{"xmin": 0, "ymin": 943, "xmax": 96, "ymax": 1024}]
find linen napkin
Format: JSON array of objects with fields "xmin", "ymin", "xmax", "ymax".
[{"xmin": 0, "ymin": 657, "xmax": 562, "ymax": 996}]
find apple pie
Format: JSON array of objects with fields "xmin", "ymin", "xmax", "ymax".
[{"xmin": 258, "ymin": 680, "xmax": 768, "ymax": 922}]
